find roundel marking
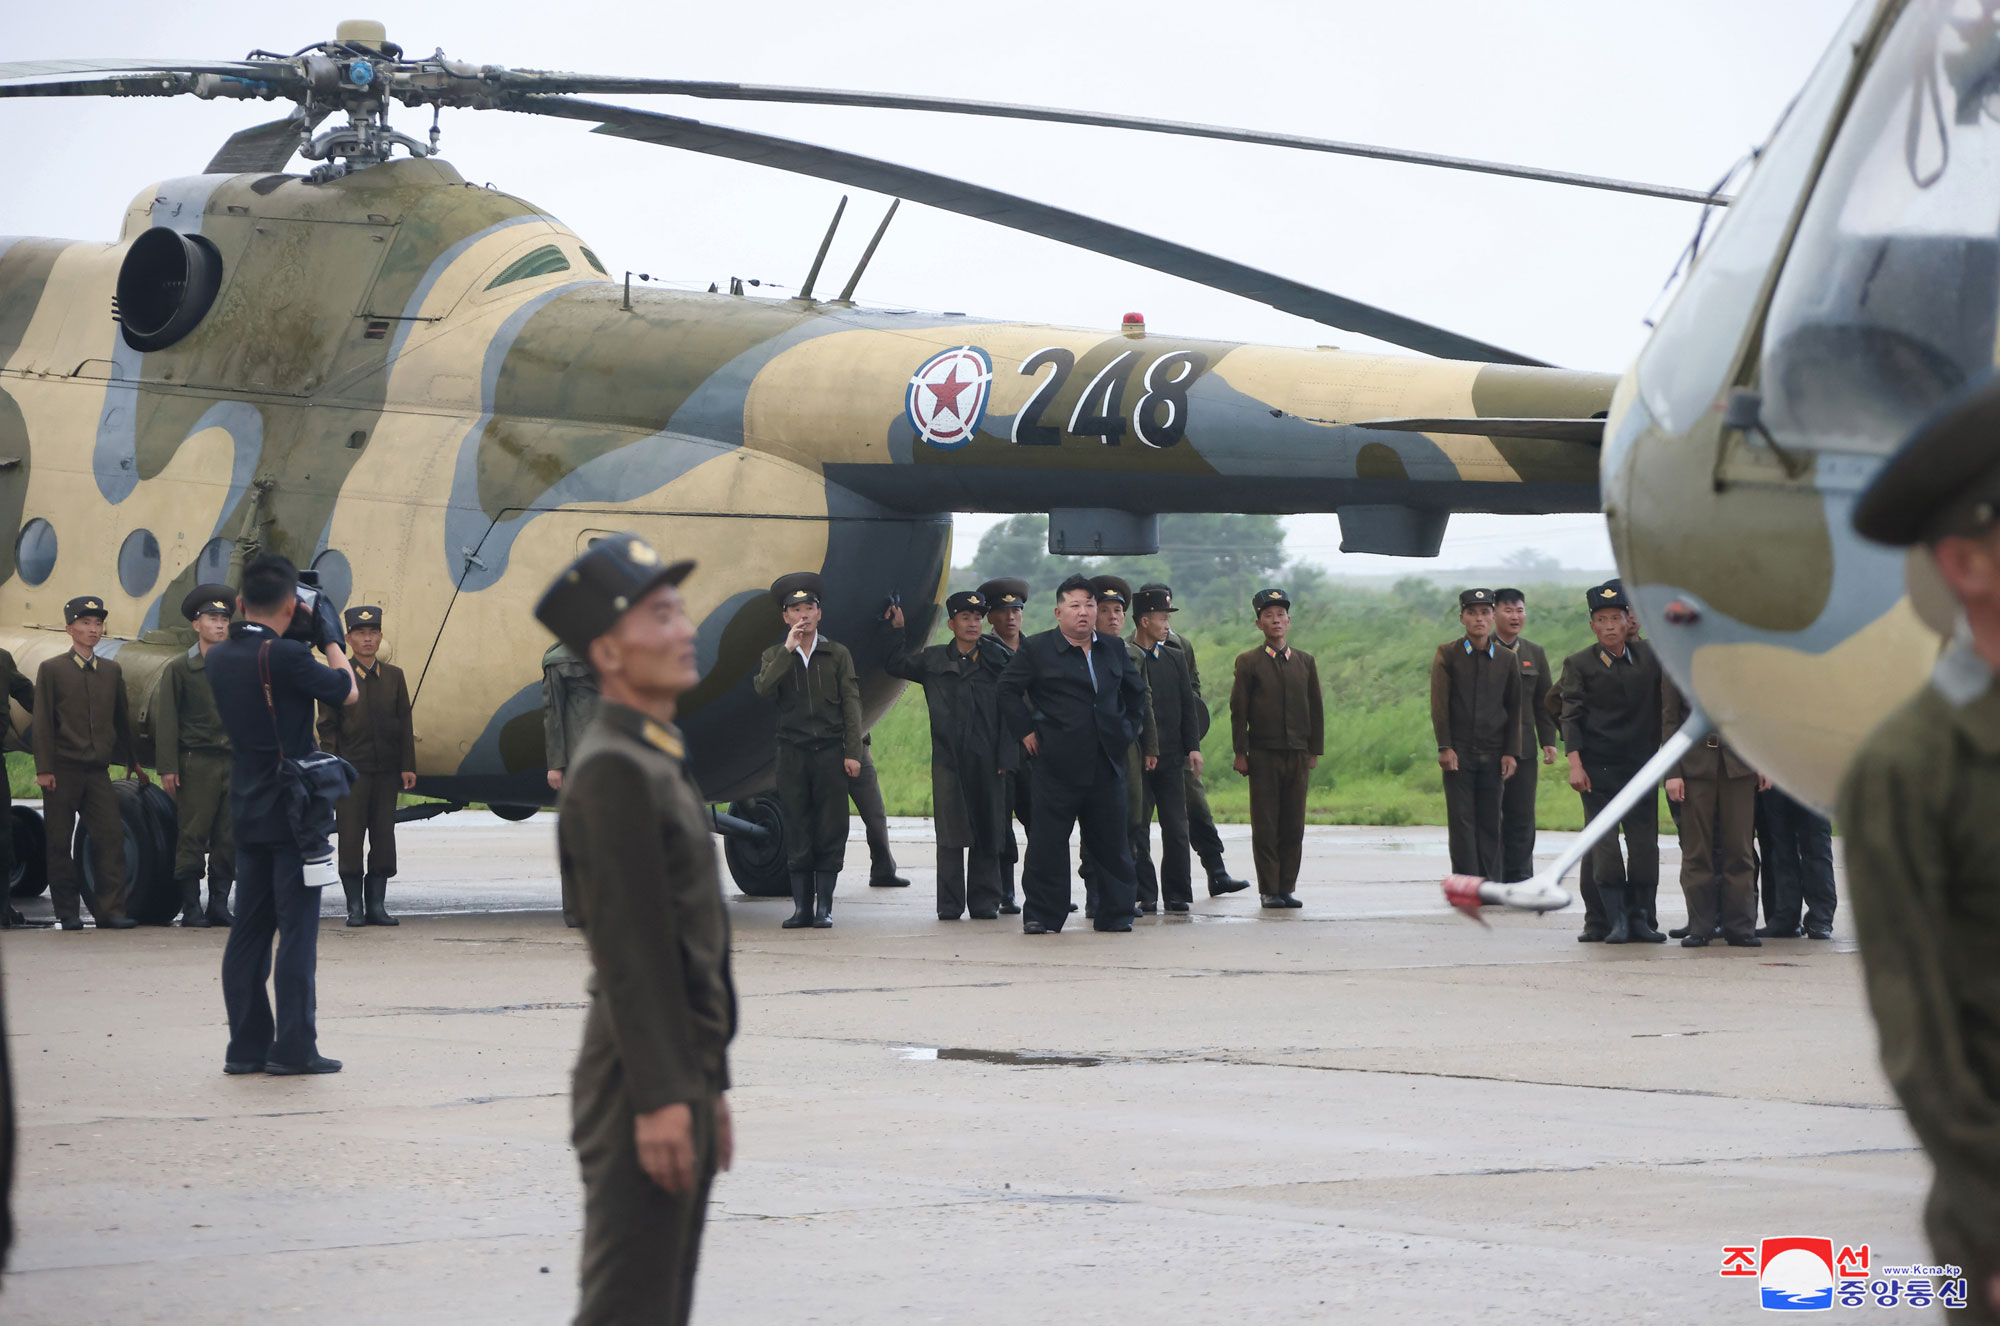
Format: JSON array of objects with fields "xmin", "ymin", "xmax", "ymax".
[{"xmin": 906, "ymin": 346, "xmax": 993, "ymax": 450}]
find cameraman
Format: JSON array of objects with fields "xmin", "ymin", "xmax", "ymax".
[{"xmin": 207, "ymin": 555, "xmax": 357, "ymax": 1076}]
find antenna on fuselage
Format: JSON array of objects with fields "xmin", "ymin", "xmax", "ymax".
[
  {"xmin": 797, "ymin": 194, "xmax": 848, "ymax": 302},
  {"xmin": 835, "ymin": 198, "xmax": 900, "ymax": 305}
]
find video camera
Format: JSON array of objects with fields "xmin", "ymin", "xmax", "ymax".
[{"xmin": 285, "ymin": 570, "xmax": 347, "ymax": 655}]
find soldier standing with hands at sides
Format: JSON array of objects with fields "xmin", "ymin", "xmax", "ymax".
[
  {"xmin": 154, "ymin": 584, "xmax": 238, "ymax": 928},
  {"xmin": 543, "ymin": 640, "xmax": 600, "ymax": 927},
  {"xmin": 1558, "ymin": 582, "xmax": 1666, "ymax": 944},
  {"xmin": 1230, "ymin": 587, "xmax": 1323, "ymax": 909},
  {"xmin": 997, "ymin": 573, "xmax": 1148, "ymax": 933},
  {"xmin": 884, "ymin": 591, "xmax": 1007, "ymax": 920},
  {"xmin": 209, "ymin": 555, "xmax": 357, "ymax": 1076},
  {"xmin": 1493, "ymin": 589, "xmax": 1559, "ymax": 883},
  {"xmin": 317, "ymin": 606, "xmax": 415, "ymax": 928},
  {"xmin": 1145, "ymin": 583, "xmax": 1250, "ymax": 897},
  {"xmin": 35, "ymin": 595, "xmax": 146, "ymax": 930},
  {"xmin": 1430, "ymin": 589, "xmax": 1520, "ymax": 880},
  {"xmin": 754, "ymin": 573, "xmax": 863, "ymax": 929},
  {"xmin": 0, "ymin": 640, "xmax": 38, "ymax": 929},
  {"xmin": 1131, "ymin": 586, "xmax": 1202, "ymax": 913},
  {"xmin": 979, "ymin": 577, "xmax": 1031, "ymax": 915},
  {"xmin": 1662, "ymin": 678, "xmax": 1769, "ymax": 948},
  {"xmin": 534, "ymin": 536, "xmax": 736, "ymax": 1326},
  {"xmin": 1080, "ymin": 575, "xmax": 1155, "ymax": 918}
]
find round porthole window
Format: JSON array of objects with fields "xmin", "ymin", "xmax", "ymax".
[
  {"xmin": 309, "ymin": 548, "xmax": 352, "ymax": 610},
  {"xmin": 194, "ymin": 536, "xmax": 231, "ymax": 584},
  {"xmin": 118, "ymin": 529, "xmax": 161, "ymax": 597},
  {"xmin": 16, "ymin": 519, "xmax": 55, "ymax": 586}
]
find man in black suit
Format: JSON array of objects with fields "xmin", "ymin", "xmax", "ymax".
[
  {"xmin": 208, "ymin": 555, "xmax": 357, "ymax": 1076},
  {"xmin": 997, "ymin": 573, "xmax": 1149, "ymax": 934}
]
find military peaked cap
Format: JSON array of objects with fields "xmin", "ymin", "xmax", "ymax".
[
  {"xmin": 1458, "ymin": 588, "xmax": 1496, "ymax": 608},
  {"xmin": 1251, "ymin": 586, "xmax": 1291, "ymax": 614},
  {"xmin": 1132, "ymin": 587, "xmax": 1177, "ymax": 615},
  {"xmin": 1586, "ymin": 582, "xmax": 1629, "ymax": 611},
  {"xmin": 182, "ymin": 583, "xmax": 235, "ymax": 620},
  {"xmin": 977, "ymin": 577, "xmax": 1029, "ymax": 610},
  {"xmin": 1855, "ymin": 374, "xmax": 2000, "ymax": 546},
  {"xmin": 945, "ymin": 590, "xmax": 987, "ymax": 616},
  {"xmin": 343, "ymin": 605, "xmax": 385, "ymax": 631},
  {"xmin": 535, "ymin": 532, "xmax": 695, "ymax": 655},
  {"xmin": 770, "ymin": 571, "xmax": 822, "ymax": 608},
  {"xmin": 63, "ymin": 595, "xmax": 107, "ymax": 624},
  {"xmin": 1089, "ymin": 574, "xmax": 1132, "ymax": 606}
]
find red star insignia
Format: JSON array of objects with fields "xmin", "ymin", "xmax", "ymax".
[{"xmin": 927, "ymin": 363, "xmax": 972, "ymax": 418}]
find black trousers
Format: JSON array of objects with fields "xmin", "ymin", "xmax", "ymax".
[
  {"xmin": 1499, "ymin": 756, "xmax": 1539, "ymax": 883},
  {"xmin": 573, "ymin": 998, "xmax": 715, "ymax": 1326},
  {"xmin": 937, "ymin": 845, "xmax": 1002, "ymax": 917},
  {"xmin": 1756, "ymin": 786, "xmax": 1836, "ymax": 932},
  {"xmin": 848, "ymin": 741, "xmax": 900, "ymax": 880},
  {"xmin": 222, "ymin": 842, "xmax": 320, "ymax": 1067},
  {"xmin": 1134, "ymin": 757, "xmax": 1192, "ymax": 907},
  {"xmin": 1443, "ymin": 758, "xmax": 1505, "ymax": 878},
  {"xmin": 777, "ymin": 742, "xmax": 848, "ymax": 873},
  {"xmin": 1184, "ymin": 766, "xmax": 1227, "ymax": 874},
  {"xmin": 1023, "ymin": 757, "xmax": 1135, "ymax": 932},
  {"xmin": 1578, "ymin": 761, "xmax": 1658, "ymax": 900}
]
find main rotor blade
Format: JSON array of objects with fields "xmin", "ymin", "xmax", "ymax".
[
  {"xmin": 0, "ymin": 58, "xmax": 292, "ymax": 98},
  {"xmin": 205, "ymin": 106, "xmax": 326, "ymax": 173},
  {"xmin": 512, "ymin": 97, "xmax": 1549, "ymax": 366},
  {"xmin": 495, "ymin": 73, "xmax": 1725, "ymax": 207}
]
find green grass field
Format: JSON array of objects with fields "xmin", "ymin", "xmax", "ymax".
[{"xmin": 865, "ymin": 578, "xmax": 1677, "ymax": 831}]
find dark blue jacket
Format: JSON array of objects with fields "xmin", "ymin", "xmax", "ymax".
[
  {"xmin": 206, "ymin": 622, "xmax": 351, "ymax": 844},
  {"xmin": 997, "ymin": 628, "xmax": 1147, "ymax": 786}
]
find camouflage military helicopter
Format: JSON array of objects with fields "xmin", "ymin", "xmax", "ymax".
[
  {"xmin": 0, "ymin": 21, "xmax": 1721, "ymax": 908},
  {"xmin": 1453, "ymin": 0, "xmax": 1985, "ymax": 917}
]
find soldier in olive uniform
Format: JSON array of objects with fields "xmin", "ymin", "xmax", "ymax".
[
  {"xmin": 753, "ymin": 572, "xmax": 863, "ymax": 928},
  {"xmin": 1557, "ymin": 583, "xmax": 1665, "ymax": 945},
  {"xmin": 1131, "ymin": 586, "xmax": 1202, "ymax": 912},
  {"xmin": 154, "ymin": 584, "xmax": 237, "ymax": 928},
  {"xmin": 533, "ymin": 535, "xmax": 737, "ymax": 1326},
  {"xmin": 1430, "ymin": 589, "xmax": 1521, "ymax": 879},
  {"xmin": 317, "ymin": 606, "xmax": 416, "ymax": 927},
  {"xmin": 34, "ymin": 595, "xmax": 145, "ymax": 930},
  {"xmin": 1143, "ymin": 583, "xmax": 1249, "ymax": 897},
  {"xmin": 1080, "ymin": 575, "xmax": 1155, "ymax": 919},
  {"xmin": 1841, "ymin": 379, "xmax": 2000, "ymax": 1321},
  {"xmin": 1230, "ymin": 587, "xmax": 1323, "ymax": 909},
  {"xmin": 1663, "ymin": 678, "xmax": 1769, "ymax": 948},
  {"xmin": 0, "ymin": 643, "xmax": 37, "ymax": 929},
  {"xmin": 979, "ymin": 577, "xmax": 1031, "ymax": 915},
  {"xmin": 543, "ymin": 640, "xmax": 600, "ymax": 925},
  {"xmin": 1493, "ymin": 588, "xmax": 1560, "ymax": 883},
  {"xmin": 884, "ymin": 590, "xmax": 1007, "ymax": 919}
]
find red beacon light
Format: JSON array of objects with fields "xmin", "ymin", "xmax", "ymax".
[{"xmin": 1121, "ymin": 311, "xmax": 1146, "ymax": 337}]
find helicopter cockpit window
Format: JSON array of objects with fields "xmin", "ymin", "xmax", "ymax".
[
  {"xmin": 1633, "ymin": 2, "xmax": 1872, "ymax": 436},
  {"xmin": 485, "ymin": 245, "xmax": 572, "ymax": 290},
  {"xmin": 580, "ymin": 247, "xmax": 608, "ymax": 275},
  {"xmin": 1761, "ymin": 0, "xmax": 2000, "ymax": 456}
]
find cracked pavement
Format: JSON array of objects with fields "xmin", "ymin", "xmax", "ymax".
[{"xmin": 0, "ymin": 818, "xmax": 1927, "ymax": 1323}]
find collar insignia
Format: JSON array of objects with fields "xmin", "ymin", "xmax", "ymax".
[{"xmin": 641, "ymin": 720, "xmax": 684, "ymax": 759}]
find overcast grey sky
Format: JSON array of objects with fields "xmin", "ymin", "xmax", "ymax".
[{"xmin": 4, "ymin": 0, "xmax": 1856, "ymax": 571}]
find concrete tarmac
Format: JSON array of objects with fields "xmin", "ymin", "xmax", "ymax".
[{"xmin": 0, "ymin": 816, "xmax": 1925, "ymax": 1323}]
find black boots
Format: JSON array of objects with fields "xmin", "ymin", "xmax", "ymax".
[
  {"xmin": 812, "ymin": 872, "xmax": 836, "ymax": 928},
  {"xmin": 177, "ymin": 873, "xmax": 212, "ymax": 928},
  {"xmin": 782, "ymin": 872, "xmax": 813, "ymax": 929},
  {"xmin": 342, "ymin": 876, "xmax": 367, "ymax": 927},
  {"xmin": 1628, "ymin": 881, "xmax": 1667, "ymax": 943},
  {"xmin": 999, "ymin": 863, "xmax": 1021, "ymax": 915},
  {"xmin": 1600, "ymin": 884, "xmax": 1631, "ymax": 944},
  {"xmin": 1205, "ymin": 864, "xmax": 1250, "ymax": 896},
  {"xmin": 205, "ymin": 881, "xmax": 233, "ymax": 928},
  {"xmin": 364, "ymin": 874, "xmax": 398, "ymax": 926}
]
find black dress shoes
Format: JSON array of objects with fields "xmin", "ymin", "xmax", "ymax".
[
  {"xmin": 58, "ymin": 917, "xmax": 82, "ymax": 931},
  {"xmin": 938, "ymin": 912, "xmax": 962, "ymax": 921},
  {"xmin": 1667, "ymin": 925, "xmax": 1690, "ymax": 939},
  {"xmin": 998, "ymin": 899, "xmax": 1021, "ymax": 915},
  {"xmin": 265, "ymin": 1056, "xmax": 343, "ymax": 1075},
  {"xmin": 1093, "ymin": 919, "xmax": 1134, "ymax": 933},
  {"xmin": 1164, "ymin": 901, "xmax": 1190, "ymax": 913},
  {"xmin": 101, "ymin": 915, "xmax": 138, "ymax": 929},
  {"xmin": 969, "ymin": 910, "xmax": 998, "ymax": 920},
  {"xmin": 223, "ymin": 1060, "xmax": 265, "ymax": 1075},
  {"xmin": 1137, "ymin": 902, "xmax": 1157, "ymax": 915},
  {"xmin": 1022, "ymin": 920, "xmax": 1049, "ymax": 934},
  {"xmin": 1805, "ymin": 927, "xmax": 1833, "ymax": 940},
  {"xmin": 870, "ymin": 874, "xmax": 911, "ymax": 888},
  {"xmin": 1206, "ymin": 875, "xmax": 1250, "ymax": 896},
  {"xmin": 1725, "ymin": 934, "xmax": 1763, "ymax": 948},
  {"xmin": 1680, "ymin": 935, "xmax": 1709, "ymax": 948},
  {"xmin": 1577, "ymin": 927, "xmax": 1606, "ymax": 942},
  {"xmin": 1755, "ymin": 925, "xmax": 1803, "ymax": 938}
]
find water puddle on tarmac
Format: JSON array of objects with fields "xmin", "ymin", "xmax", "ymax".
[{"xmin": 895, "ymin": 1046, "xmax": 1106, "ymax": 1068}]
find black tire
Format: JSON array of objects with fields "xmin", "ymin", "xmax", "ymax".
[
  {"xmin": 7, "ymin": 806, "xmax": 45, "ymax": 899},
  {"xmin": 77, "ymin": 779, "xmax": 177, "ymax": 925},
  {"xmin": 489, "ymin": 804, "xmax": 539, "ymax": 822},
  {"xmin": 722, "ymin": 796, "xmax": 789, "ymax": 898}
]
